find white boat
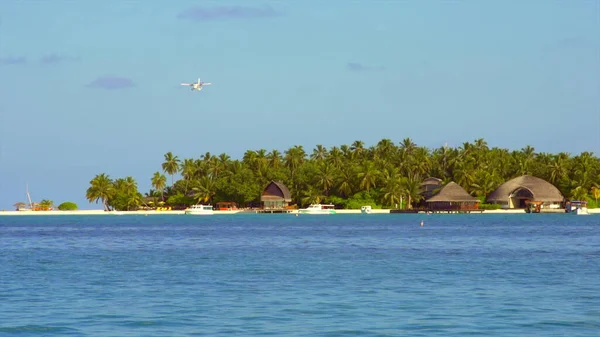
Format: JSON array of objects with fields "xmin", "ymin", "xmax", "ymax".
[
  {"xmin": 576, "ymin": 206, "xmax": 590, "ymax": 216},
  {"xmin": 298, "ymin": 204, "xmax": 336, "ymax": 215},
  {"xmin": 361, "ymin": 205, "xmax": 372, "ymax": 214},
  {"xmin": 184, "ymin": 204, "xmax": 214, "ymax": 215},
  {"xmin": 567, "ymin": 200, "xmax": 590, "ymax": 215}
]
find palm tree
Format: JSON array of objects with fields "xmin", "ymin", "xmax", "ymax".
[
  {"xmin": 301, "ymin": 185, "xmax": 325, "ymax": 206},
  {"xmin": 39, "ymin": 199, "xmax": 53, "ymax": 211},
  {"xmin": 336, "ymin": 166, "xmax": 355, "ymax": 197},
  {"xmin": 86, "ymin": 173, "xmax": 114, "ymax": 211},
  {"xmin": 311, "ymin": 144, "xmax": 328, "ymax": 161},
  {"xmin": 350, "ymin": 140, "xmax": 365, "ymax": 160},
  {"xmin": 162, "ymin": 152, "xmax": 181, "ymax": 186},
  {"xmin": 284, "ymin": 145, "xmax": 306, "ymax": 176},
  {"xmin": 381, "ymin": 167, "xmax": 402, "ymax": 207},
  {"xmin": 316, "ymin": 162, "xmax": 335, "ymax": 195},
  {"xmin": 570, "ymin": 186, "xmax": 588, "ymax": 201},
  {"xmin": 357, "ymin": 161, "xmax": 379, "ymax": 192},
  {"xmin": 267, "ymin": 149, "xmax": 282, "ymax": 169},
  {"xmin": 151, "ymin": 172, "xmax": 167, "ymax": 200},
  {"xmin": 591, "ymin": 186, "xmax": 600, "ymax": 205},
  {"xmin": 399, "ymin": 137, "xmax": 417, "ymax": 156},
  {"xmin": 327, "ymin": 146, "xmax": 344, "ymax": 168},
  {"xmin": 192, "ymin": 176, "xmax": 217, "ymax": 204},
  {"xmin": 401, "ymin": 174, "xmax": 423, "ymax": 209}
]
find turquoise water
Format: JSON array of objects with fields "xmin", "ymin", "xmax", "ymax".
[{"xmin": 1, "ymin": 214, "xmax": 598, "ymax": 336}]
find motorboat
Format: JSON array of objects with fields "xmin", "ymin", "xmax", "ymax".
[
  {"xmin": 576, "ymin": 207, "xmax": 590, "ymax": 215},
  {"xmin": 566, "ymin": 200, "xmax": 590, "ymax": 215},
  {"xmin": 360, "ymin": 205, "xmax": 372, "ymax": 214},
  {"xmin": 298, "ymin": 204, "xmax": 336, "ymax": 215},
  {"xmin": 184, "ymin": 204, "xmax": 214, "ymax": 215}
]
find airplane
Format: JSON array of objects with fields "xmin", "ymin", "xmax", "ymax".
[{"xmin": 180, "ymin": 78, "xmax": 212, "ymax": 91}]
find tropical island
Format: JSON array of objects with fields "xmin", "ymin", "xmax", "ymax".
[{"xmin": 83, "ymin": 138, "xmax": 600, "ymax": 212}]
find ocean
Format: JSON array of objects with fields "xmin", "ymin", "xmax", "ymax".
[{"xmin": 0, "ymin": 214, "xmax": 598, "ymax": 336}]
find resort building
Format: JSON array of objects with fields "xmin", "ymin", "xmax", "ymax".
[
  {"xmin": 260, "ymin": 181, "xmax": 292, "ymax": 210},
  {"xmin": 416, "ymin": 177, "xmax": 443, "ymax": 208},
  {"xmin": 425, "ymin": 181, "xmax": 480, "ymax": 211},
  {"xmin": 421, "ymin": 177, "xmax": 443, "ymax": 199},
  {"xmin": 215, "ymin": 202, "xmax": 238, "ymax": 211},
  {"xmin": 486, "ymin": 175, "xmax": 564, "ymax": 209}
]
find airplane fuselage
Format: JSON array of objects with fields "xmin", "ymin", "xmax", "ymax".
[{"xmin": 181, "ymin": 78, "xmax": 211, "ymax": 92}]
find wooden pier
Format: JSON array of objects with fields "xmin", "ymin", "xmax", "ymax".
[{"xmin": 254, "ymin": 208, "xmax": 293, "ymax": 214}]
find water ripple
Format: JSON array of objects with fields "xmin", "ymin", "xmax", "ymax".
[{"xmin": 0, "ymin": 214, "xmax": 598, "ymax": 336}]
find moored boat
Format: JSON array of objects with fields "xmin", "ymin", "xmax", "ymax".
[
  {"xmin": 298, "ymin": 204, "xmax": 336, "ymax": 215},
  {"xmin": 566, "ymin": 200, "xmax": 590, "ymax": 215},
  {"xmin": 184, "ymin": 204, "xmax": 214, "ymax": 215}
]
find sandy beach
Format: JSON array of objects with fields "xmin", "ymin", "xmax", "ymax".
[{"xmin": 0, "ymin": 208, "xmax": 597, "ymax": 216}]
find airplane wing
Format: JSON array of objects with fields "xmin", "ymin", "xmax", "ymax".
[
  {"xmin": 201, "ymin": 82, "xmax": 212, "ymax": 85},
  {"xmin": 180, "ymin": 83, "xmax": 192, "ymax": 86}
]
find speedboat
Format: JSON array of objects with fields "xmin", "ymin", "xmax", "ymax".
[
  {"xmin": 184, "ymin": 204, "xmax": 214, "ymax": 215},
  {"xmin": 360, "ymin": 205, "xmax": 372, "ymax": 214},
  {"xmin": 298, "ymin": 204, "xmax": 336, "ymax": 215},
  {"xmin": 576, "ymin": 206, "xmax": 590, "ymax": 215},
  {"xmin": 567, "ymin": 200, "xmax": 590, "ymax": 215}
]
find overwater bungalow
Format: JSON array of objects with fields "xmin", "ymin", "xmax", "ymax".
[
  {"xmin": 486, "ymin": 175, "xmax": 564, "ymax": 210},
  {"xmin": 260, "ymin": 181, "xmax": 292, "ymax": 211},
  {"xmin": 425, "ymin": 181, "xmax": 480, "ymax": 212}
]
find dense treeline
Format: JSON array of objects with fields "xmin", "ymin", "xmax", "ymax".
[{"xmin": 86, "ymin": 138, "xmax": 600, "ymax": 211}]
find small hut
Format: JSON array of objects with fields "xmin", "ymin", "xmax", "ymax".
[
  {"xmin": 13, "ymin": 202, "xmax": 29, "ymax": 211},
  {"xmin": 260, "ymin": 181, "xmax": 292, "ymax": 210},
  {"xmin": 216, "ymin": 201, "xmax": 238, "ymax": 211},
  {"xmin": 486, "ymin": 175, "xmax": 564, "ymax": 209},
  {"xmin": 426, "ymin": 181, "xmax": 480, "ymax": 211}
]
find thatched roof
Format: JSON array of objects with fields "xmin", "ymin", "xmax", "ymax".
[
  {"xmin": 486, "ymin": 175, "xmax": 564, "ymax": 203},
  {"xmin": 426, "ymin": 182, "xmax": 479, "ymax": 202},
  {"xmin": 421, "ymin": 177, "xmax": 442, "ymax": 186},
  {"xmin": 261, "ymin": 180, "xmax": 292, "ymax": 202}
]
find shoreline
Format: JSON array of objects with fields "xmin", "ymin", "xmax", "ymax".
[{"xmin": 0, "ymin": 208, "xmax": 597, "ymax": 216}]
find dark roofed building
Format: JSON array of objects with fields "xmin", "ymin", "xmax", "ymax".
[
  {"xmin": 486, "ymin": 175, "xmax": 564, "ymax": 209},
  {"xmin": 416, "ymin": 177, "xmax": 443, "ymax": 208},
  {"xmin": 261, "ymin": 181, "xmax": 292, "ymax": 210},
  {"xmin": 421, "ymin": 177, "xmax": 442, "ymax": 199},
  {"xmin": 426, "ymin": 181, "xmax": 480, "ymax": 211}
]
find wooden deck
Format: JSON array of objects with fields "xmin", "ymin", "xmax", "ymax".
[
  {"xmin": 254, "ymin": 208, "xmax": 293, "ymax": 214},
  {"xmin": 391, "ymin": 208, "xmax": 483, "ymax": 214}
]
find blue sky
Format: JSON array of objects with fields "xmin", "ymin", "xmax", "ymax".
[{"xmin": 0, "ymin": 0, "xmax": 599, "ymax": 210}]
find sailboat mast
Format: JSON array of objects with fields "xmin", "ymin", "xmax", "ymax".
[{"xmin": 26, "ymin": 183, "xmax": 33, "ymax": 208}]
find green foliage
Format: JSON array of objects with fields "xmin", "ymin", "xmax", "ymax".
[
  {"xmin": 166, "ymin": 193, "xmax": 196, "ymax": 207},
  {"xmin": 86, "ymin": 174, "xmax": 143, "ymax": 211},
  {"xmin": 345, "ymin": 191, "xmax": 382, "ymax": 210},
  {"xmin": 478, "ymin": 203, "xmax": 501, "ymax": 210},
  {"xmin": 57, "ymin": 202, "xmax": 78, "ymax": 210},
  {"xmin": 87, "ymin": 139, "xmax": 600, "ymax": 210},
  {"xmin": 39, "ymin": 199, "xmax": 53, "ymax": 210}
]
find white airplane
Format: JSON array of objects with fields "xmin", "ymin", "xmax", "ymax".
[{"xmin": 180, "ymin": 78, "xmax": 212, "ymax": 91}]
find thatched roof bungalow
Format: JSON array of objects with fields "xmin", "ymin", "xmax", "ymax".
[
  {"xmin": 426, "ymin": 181, "xmax": 480, "ymax": 211},
  {"xmin": 421, "ymin": 177, "xmax": 442, "ymax": 199},
  {"xmin": 486, "ymin": 175, "xmax": 564, "ymax": 209},
  {"xmin": 260, "ymin": 181, "xmax": 292, "ymax": 210},
  {"xmin": 13, "ymin": 202, "xmax": 29, "ymax": 211}
]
